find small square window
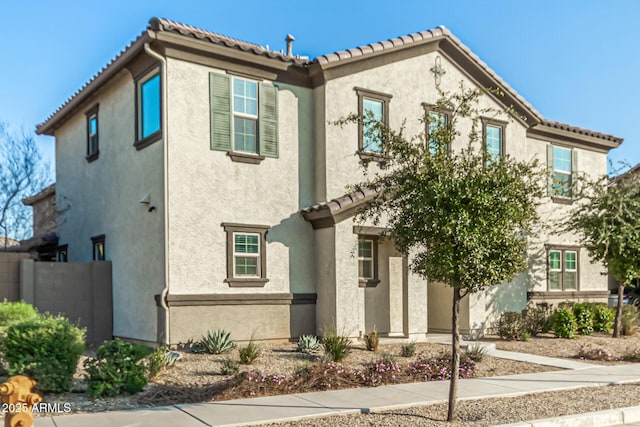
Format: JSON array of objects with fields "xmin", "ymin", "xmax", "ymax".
[{"xmin": 222, "ymin": 223, "xmax": 270, "ymax": 287}]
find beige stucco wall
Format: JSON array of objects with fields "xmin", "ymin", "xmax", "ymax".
[
  {"xmin": 164, "ymin": 59, "xmax": 316, "ymax": 313},
  {"xmin": 55, "ymin": 68, "xmax": 165, "ymax": 342}
]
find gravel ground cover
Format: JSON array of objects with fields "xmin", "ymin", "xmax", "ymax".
[{"xmin": 27, "ymin": 333, "xmax": 640, "ymax": 418}]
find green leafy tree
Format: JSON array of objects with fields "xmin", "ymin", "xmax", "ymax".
[
  {"xmin": 564, "ymin": 170, "xmax": 640, "ymax": 337},
  {"xmin": 342, "ymin": 84, "xmax": 544, "ymax": 421}
]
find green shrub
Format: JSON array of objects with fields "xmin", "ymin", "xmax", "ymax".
[
  {"xmin": 322, "ymin": 327, "xmax": 351, "ymax": 362},
  {"xmin": 522, "ymin": 304, "xmax": 552, "ymax": 336},
  {"xmin": 84, "ymin": 338, "xmax": 148, "ymax": 397},
  {"xmin": 621, "ymin": 305, "xmax": 638, "ymax": 336},
  {"xmin": 400, "ymin": 341, "xmax": 416, "ymax": 357},
  {"xmin": 1, "ymin": 314, "xmax": 85, "ymax": 392},
  {"xmin": 0, "ymin": 300, "xmax": 39, "ymax": 330},
  {"xmin": 193, "ymin": 329, "xmax": 235, "ymax": 354},
  {"xmin": 363, "ymin": 330, "xmax": 379, "ymax": 352},
  {"xmin": 221, "ymin": 358, "xmax": 239, "ymax": 375},
  {"xmin": 572, "ymin": 303, "xmax": 595, "ymax": 335},
  {"xmin": 496, "ymin": 311, "xmax": 526, "ymax": 340},
  {"xmin": 238, "ymin": 339, "xmax": 260, "ymax": 365},
  {"xmin": 296, "ymin": 335, "xmax": 320, "ymax": 353},
  {"xmin": 591, "ymin": 303, "xmax": 615, "ymax": 333},
  {"xmin": 146, "ymin": 346, "xmax": 180, "ymax": 380},
  {"xmin": 551, "ymin": 308, "xmax": 578, "ymax": 338}
]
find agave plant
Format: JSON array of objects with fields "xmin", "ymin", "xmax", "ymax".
[
  {"xmin": 194, "ymin": 329, "xmax": 235, "ymax": 354},
  {"xmin": 296, "ymin": 334, "xmax": 321, "ymax": 353}
]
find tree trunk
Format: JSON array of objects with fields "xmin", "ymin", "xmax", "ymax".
[
  {"xmin": 613, "ymin": 283, "xmax": 625, "ymax": 338},
  {"xmin": 447, "ymin": 287, "xmax": 462, "ymax": 422}
]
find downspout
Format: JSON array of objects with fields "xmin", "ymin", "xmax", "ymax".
[{"xmin": 144, "ymin": 41, "xmax": 170, "ymax": 345}]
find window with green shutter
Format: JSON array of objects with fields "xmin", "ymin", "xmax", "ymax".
[{"xmin": 210, "ymin": 73, "xmax": 278, "ymax": 163}]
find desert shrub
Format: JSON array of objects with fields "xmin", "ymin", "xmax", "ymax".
[
  {"xmin": 572, "ymin": 303, "xmax": 595, "ymax": 335},
  {"xmin": 591, "ymin": 304, "xmax": 615, "ymax": 333},
  {"xmin": 221, "ymin": 358, "xmax": 239, "ymax": 375},
  {"xmin": 146, "ymin": 346, "xmax": 180, "ymax": 380},
  {"xmin": 400, "ymin": 341, "xmax": 416, "ymax": 357},
  {"xmin": 551, "ymin": 308, "xmax": 578, "ymax": 339},
  {"xmin": 363, "ymin": 330, "xmax": 379, "ymax": 352},
  {"xmin": 193, "ymin": 329, "xmax": 235, "ymax": 354},
  {"xmin": 0, "ymin": 300, "xmax": 39, "ymax": 330},
  {"xmin": 322, "ymin": 327, "xmax": 351, "ymax": 362},
  {"xmin": 409, "ymin": 353, "xmax": 475, "ymax": 381},
  {"xmin": 85, "ymin": 338, "xmax": 148, "ymax": 397},
  {"xmin": 465, "ymin": 343, "xmax": 488, "ymax": 362},
  {"xmin": 362, "ymin": 357, "xmax": 402, "ymax": 386},
  {"xmin": 1, "ymin": 314, "xmax": 85, "ymax": 392},
  {"xmin": 621, "ymin": 305, "xmax": 638, "ymax": 336},
  {"xmin": 238, "ymin": 338, "xmax": 260, "ymax": 364},
  {"xmin": 496, "ymin": 311, "xmax": 526, "ymax": 340},
  {"xmin": 577, "ymin": 343, "xmax": 617, "ymax": 361},
  {"xmin": 296, "ymin": 335, "xmax": 320, "ymax": 353},
  {"xmin": 522, "ymin": 304, "xmax": 552, "ymax": 336}
]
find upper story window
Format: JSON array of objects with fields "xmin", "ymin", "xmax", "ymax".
[
  {"xmin": 222, "ymin": 223, "xmax": 270, "ymax": 287},
  {"xmin": 85, "ymin": 104, "xmax": 99, "ymax": 162},
  {"xmin": 210, "ymin": 73, "xmax": 278, "ymax": 164},
  {"xmin": 548, "ymin": 247, "xmax": 578, "ymax": 291},
  {"xmin": 354, "ymin": 87, "xmax": 392, "ymax": 160},
  {"xmin": 548, "ymin": 145, "xmax": 576, "ymax": 200},
  {"xmin": 482, "ymin": 118, "xmax": 506, "ymax": 165},
  {"xmin": 91, "ymin": 234, "xmax": 105, "ymax": 261},
  {"xmin": 134, "ymin": 69, "xmax": 162, "ymax": 150},
  {"xmin": 423, "ymin": 104, "xmax": 450, "ymax": 155}
]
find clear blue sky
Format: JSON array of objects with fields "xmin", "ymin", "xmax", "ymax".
[{"xmin": 2, "ymin": 0, "xmax": 639, "ymax": 179}]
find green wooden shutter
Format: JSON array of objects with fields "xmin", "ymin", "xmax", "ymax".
[
  {"xmin": 259, "ymin": 82, "xmax": 278, "ymax": 158},
  {"xmin": 210, "ymin": 73, "xmax": 232, "ymax": 151},
  {"xmin": 546, "ymin": 144, "xmax": 554, "ymax": 196},
  {"xmin": 571, "ymin": 149, "xmax": 578, "ymax": 199}
]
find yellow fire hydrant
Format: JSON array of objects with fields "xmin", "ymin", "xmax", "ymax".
[{"xmin": 0, "ymin": 376, "xmax": 42, "ymax": 427}]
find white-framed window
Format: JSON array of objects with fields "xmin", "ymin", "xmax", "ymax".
[
  {"xmin": 551, "ymin": 146, "xmax": 573, "ymax": 198},
  {"xmin": 358, "ymin": 238, "xmax": 374, "ymax": 280},
  {"xmin": 233, "ymin": 232, "xmax": 260, "ymax": 277},
  {"xmin": 232, "ymin": 78, "xmax": 258, "ymax": 154},
  {"xmin": 548, "ymin": 248, "xmax": 578, "ymax": 291}
]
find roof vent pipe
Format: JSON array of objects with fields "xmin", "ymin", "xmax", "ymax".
[{"xmin": 285, "ymin": 34, "xmax": 295, "ymax": 56}]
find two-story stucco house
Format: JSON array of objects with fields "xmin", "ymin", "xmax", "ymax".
[{"xmin": 36, "ymin": 18, "xmax": 622, "ymax": 345}]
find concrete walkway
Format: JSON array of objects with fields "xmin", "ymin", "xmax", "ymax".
[{"xmin": 34, "ymin": 352, "xmax": 640, "ymax": 427}]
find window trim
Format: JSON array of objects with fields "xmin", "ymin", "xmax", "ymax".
[
  {"xmin": 85, "ymin": 104, "xmax": 99, "ymax": 162},
  {"xmin": 91, "ymin": 234, "xmax": 105, "ymax": 261},
  {"xmin": 357, "ymin": 235, "xmax": 380, "ymax": 287},
  {"xmin": 481, "ymin": 117, "xmax": 507, "ymax": 165},
  {"xmin": 549, "ymin": 144, "xmax": 575, "ymax": 202},
  {"xmin": 57, "ymin": 244, "xmax": 68, "ymax": 263},
  {"xmin": 422, "ymin": 103, "xmax": 452, "ymax": 154},
  {"xmin": 354, "ymin": 87, "xmax": 392, "ymax": 161},
  {"xmin": 546, "ymin": 245, "xmax": 580, "ymax": 291},
  {"xmin": 134, "ymin": 67, "xmax": 162, "ymax": 150},
  {"xmin": 222, "ymin": 223, "xmax": 270, "ymax": 287}
]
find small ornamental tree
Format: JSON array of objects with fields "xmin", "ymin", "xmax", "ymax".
[
  {"xmin": 341, "ymin": 84, "xmax": 544, "ymax": 421},
  {"xmin": 564, "ymin": 170, "xmax": 640, "ymax": 337}
]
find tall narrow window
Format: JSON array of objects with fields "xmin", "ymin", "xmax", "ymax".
[
  {"xmin": 135, "ymin": 69, "xmax": 161, "ymax": 149},
  {"xmin": 233, "ymin": 78, "xmax": 258, "ymax": 154},
  {"xmin": 357, "ymin": 235, "xmax": 379, "ymax": 287},
  {"xmin": 552, "ymin": 146, "xmax": 572, "ymax": 198},
  {"xmin": 91, "ymin": 235, "xmax": 105, "ymax": 261},
  {"xmin": 547, "ymin": 247, "xmax": 579, "ymax": 290},
  {"xmin": 355, "ymin": 87, "xmax": 392, "ymax": 160},
  {"xmin": 57, "ymin": 245, "xmax": 68, "ymax": 263},
  {"xmin": 424, "ymin": 106, "xmax": 449, "ymax": 155},
  {"xmin": 85, "ymin": 104, "xmax": 99, "ymax": 161}
]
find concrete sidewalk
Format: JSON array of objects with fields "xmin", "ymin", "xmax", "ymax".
[{"xmin": 34, "ymin": 354, "xmax": 640, "ymax": 427}]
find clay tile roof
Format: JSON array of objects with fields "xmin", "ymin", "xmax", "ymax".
[
  {"xmin": 540, "ymin": 120, "xmax": 623, "ymax": 143},
  {"xmin": 150, "ymin": 18, "xmax": 309, "ymax": 66},
  {"xmin": 301, "ymin": 187, "xmax": 378, "ymax": 215}
]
